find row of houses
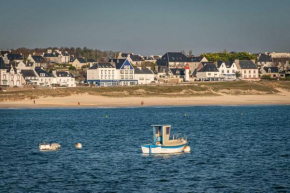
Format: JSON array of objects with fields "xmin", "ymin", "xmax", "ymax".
[
  {"xmin": 0, "ymin": 56, "xmax": 76, "ymax": 87},
  {"xmin": 156, "ymin": 52, "xmax": 289, "ymax": 81},
  {"xmin": 86, "ymin": 59, "xmax": 155, "ymax": 86}
]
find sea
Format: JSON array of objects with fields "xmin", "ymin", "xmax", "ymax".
[{"xmin": 0, "ymin": 106, "xmax": 289, "ymax": 192}]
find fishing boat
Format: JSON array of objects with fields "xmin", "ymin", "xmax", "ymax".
[
  {"xmin": 39, "ymin": 141, "xmax": 61, "ymax": 151},
  {"xmin": 141, "ymin": 125, "xmax": 190, "ymax": 154}
]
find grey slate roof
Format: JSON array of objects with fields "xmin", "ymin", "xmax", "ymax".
[
  {"xmin": 108, "ymin": 59, "xmax": 126, "ymax": 69},
  {"xmin": 187, "ymin": 56, "xmax": 204, "ymax": 62},
  {"xmin": 157, "ymin": 52, "xmax": 188, "ymax": 66},
  {"xmin": 21, "ymin": 70, "xmax": 37, "ymax": 78},
  {"xmin": 239, "ymin": 60, "xmax": 257, "ymax": 69},
  {"xmin": 32, "ymin": 56, "xmax": 46, "ymax": 63},
  {"xmin": 35, "ymin": 67, "xmax": 54, "ymax": 77},
  {"xmin": 263, "ymin": 67, "xmax": 279, "ymax": 73},
  {"xmin": 7, "ymin": 53, "xmax": 23, "ymax": 61},
  {"xmin": 7, "ymin": 66, "xmax": 17, "ymax": 73},
  {"xmin": 134, "ymin": 67, "xmax": 153, "ymax": 74},
  {"xmin": 217, "ymin": 61, "xmax": 235, "ymax": 68},
  {"xmin": 198, "ymin": 63, "xmax": 218, "ymax": 72},
  {"xmin": 258, "ymin": 54, "xmax": 272, "ymax": 62},
  {"xmin": 0, "ymin": 57, "xmax": 6, "ymax": 69},
  {"xmin": 56, "ymin": 71, "xmax": 74, "ymax": 78},
  {"xmin": 130, "ymin": 55, "xmax": 144, "ymax": 61},
  {"xmin": 76, "ymin": 58, "xmax": 86, "ymax": 63},
  {"xmin": 89, "ymin": 63, "xmax": 114, "ymax": 69},
  {"xmin": 1, "ymin": 51, "xmax": 10, "ymax": 57},
  {"xmin": 87, "ymin": 59, "xmax": 97, "ymax": 63},
  {"xmin": 43, "ymin": 52, "xmax": 60, "ymax": 57}
]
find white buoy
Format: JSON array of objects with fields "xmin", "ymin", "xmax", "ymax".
[
  {"xmin": 75, "ymin": 143, "xmax": 82, "ymax": 149},
  {"xmin": 183, "ymin": 145, "xmax": 191, "ymax": 153}
]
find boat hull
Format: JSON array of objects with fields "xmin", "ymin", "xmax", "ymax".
[{"xmin": 141, "ymin": 144, "xmax": 186, "ymax": 154}]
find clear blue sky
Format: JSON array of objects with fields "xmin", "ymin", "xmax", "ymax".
[{"xmin": 0, "ymin": 0, "xmax": 289, "ymax": 56}]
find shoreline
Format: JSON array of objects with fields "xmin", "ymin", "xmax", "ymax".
[{"xmin": 1, "ymin": 92, "xmax": 290, "ymax": 109}]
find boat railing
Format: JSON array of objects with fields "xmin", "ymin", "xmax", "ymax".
[{"xmin": 172, "ymin": 133, "xmax": 187, "ymax": 141}]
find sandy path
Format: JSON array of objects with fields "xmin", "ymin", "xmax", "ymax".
[{"xmin": 0, "ymin": 91, "xmax": 290, "ymax": 108}]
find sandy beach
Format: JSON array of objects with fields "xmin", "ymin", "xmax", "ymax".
[{"xmin": 0, "ymin": 90, "xmax": 290, "ymax": 108}]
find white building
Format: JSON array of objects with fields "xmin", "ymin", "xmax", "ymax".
[
  {"xmin": 108, "ymin": 59, "xmax": 138, "ymax": 86},
  {"xmin": 196, "ymin": 63, "xmax": 221, "ymax": 81},
  {"xmin": 35, "ymin": 67, "xmax": 56, "ymax": 87},
  {"xmin": 87, "ymin": 63, "xmax": 118, "ymax": 86},
  {"xmin": 235, "ymin": 60, "xmax": 259, "ymax": 80},
  {"xmin": 52, "ymin": 71, "xmax": 76, "ymax": 87},
  {"xmin": 134, "ymin": 67, "xmax": 155, "ymax": 84},
  {"xmin": 0, "ymin": 63, "xmax": 23, "ymax": 87},
  {"xmin": 217, "ymin": 61, "xmax": 237, "ymax": 80}
]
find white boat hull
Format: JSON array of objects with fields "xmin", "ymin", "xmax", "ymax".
[
  {"xmin": 141, "ymin": 144, "xmax": 186, "ymax": 154},
  {"xmin": 39, "ymin": 143, "xmax": 61, "ymax": 151}
]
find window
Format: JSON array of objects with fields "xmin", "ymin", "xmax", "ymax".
[
  {"xmin": 101, "ymin": 70, "xmax": 103, "ymax": 74},
  {"xmin": 130, "ymin": 75, "xmax": 133, "ymax": 79},
  {"xmin": 101, "ymin": 75, "xmax": 103, "ymax": 79},
  {"xmin": 125, "ymin": 70, "xmax": 128, "ymax": 74},
  {"xmin": 244, "ymin": 70, "xmax": 246, "ymax": 74},
  {"xmin": 105, "ymin": 70, "xmax": 107, "ymax": 74},
  {"xmin": 120, "ymin": 70, "xmax": 124, "ymax": 74},
  {"xmin": 222, "ymin": 70, "xmax": 224, "ymax": 73},
  {"xmin": 166, "ymin": 127, "xmax": 170, "ymax": 135},
  {"xmin": 208, "ymin": 73, "xmax": 211, "ymax": 75},
  {"xmin": 227, "ymin": 70, "xmax": 229, "ymax": 73},
  {"xmin": 112, "ymin": 71, "xmax": 114, "ymax": 74},
  {"xmin": 125, "ymin": 75, "xmax": 128, "ymax": 79},
  {"xmin": 249, "ymin": 70, "xmax": 251, "ymax": 74},
  {"xmin": 121, "ymin": 75, "xmax": 124, "ymax": 79},
  {"xmin": 108, "ymin": 70, "xmax": 110, "ymax": 74},
  {"xmin": 130, "ymin": 70, "xmax": 133, "ymax": 74},
  {"xmin": 232, "ymin": 70, "xmax": 235, "ymax": 73}
]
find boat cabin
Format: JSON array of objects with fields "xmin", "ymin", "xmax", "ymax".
[
  {"xmin": 152, "ymin": 125, "xmax": 172, "ymax": 145},
  {"xmin": 152, "ymin": 125, "xmax": 187, "ymax": 146}
]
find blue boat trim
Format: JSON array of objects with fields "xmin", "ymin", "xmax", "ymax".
[{"xmin": 142, "ymin": 144, "xmax": 186, "ymax": 149}]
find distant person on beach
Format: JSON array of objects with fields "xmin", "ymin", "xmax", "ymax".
[{"xmin": 34, "ymin": 100, "xmax": 35, "ymax": 104}]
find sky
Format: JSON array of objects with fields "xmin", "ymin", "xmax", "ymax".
[{"xmin": 0, "ymin": 0, "xmax": 290, "ymax": 56}]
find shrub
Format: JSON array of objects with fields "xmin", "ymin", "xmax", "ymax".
[
  {"xmin": 69, "ymin": 66, "xmax": 76, "ymax": 71},
  {"xmin": 261, "ymin": 75, "xmax": 271, "ymax": 80}
]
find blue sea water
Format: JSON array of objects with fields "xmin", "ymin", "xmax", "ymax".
[{"xmin": 0, "ymin": 106, "xmax": 290, "ymax": 192}]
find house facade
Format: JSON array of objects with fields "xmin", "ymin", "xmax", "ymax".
[
  {"xmin": 87, "ymin": 63, "xmax": 118, "ymax": 86},
  {"xmin": 43, "ymin": 50, "xmax": 70, "ymax": 64},
  {"xmin": 52, "ymin": 71, "xmax": 76, "ymax": 87},
  {"xmin": 72, "ymin": 58, "xmax": 87, "ymax": 69},
  {"xmin": 257, "ymin": 53, "xmax": 273, "ymax": 67},
  {"xmin": 27, "ymin": 54, "xmax": 47, "ymax": 67},
  {"xmin": 0, "ymin": 66, "xmax": 23, "ymax": 87},
  {"xmin": 3, "ymin": 53, "xmax": 23, "ymax": 64},
  {"xmin": 35, "ymin": 67, "xmax": 55, "ymax": 87},
  {"xmin": 187, "ymin": 56, "xmax": 208, "ymax": 75},
  {"xmin": 196, "ymin": 63, "xmax": 221, "ymax": 81},
  {"xmin": 217, "ymin": 61, "xmax": 237, "ymax": 80},
  {"xmin": 134, "ymin": 67, "xmax": 155, "ymax": 84},
  {"xmin": 236, "ymin": 60, "xmax": 259, "ymax": 80}
]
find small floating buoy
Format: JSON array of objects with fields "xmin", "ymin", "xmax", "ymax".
[
  {"xmin": 183, "ymin": 145, "xmax": 191, "ymax": 153},
  {"xmin": 105, "ymin": 115, "xmax": 108, "ymax": 118},
  {"xmin": 241, "ymin": 113, "xmax": 243, "ymax": 116},
  {"xmin": 184, "ymin": 113, "xmax": 187, "ymax": 116},
  {"xmin": 75, "ymin": 143, "xmax": 82, "ymax": 149}
]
